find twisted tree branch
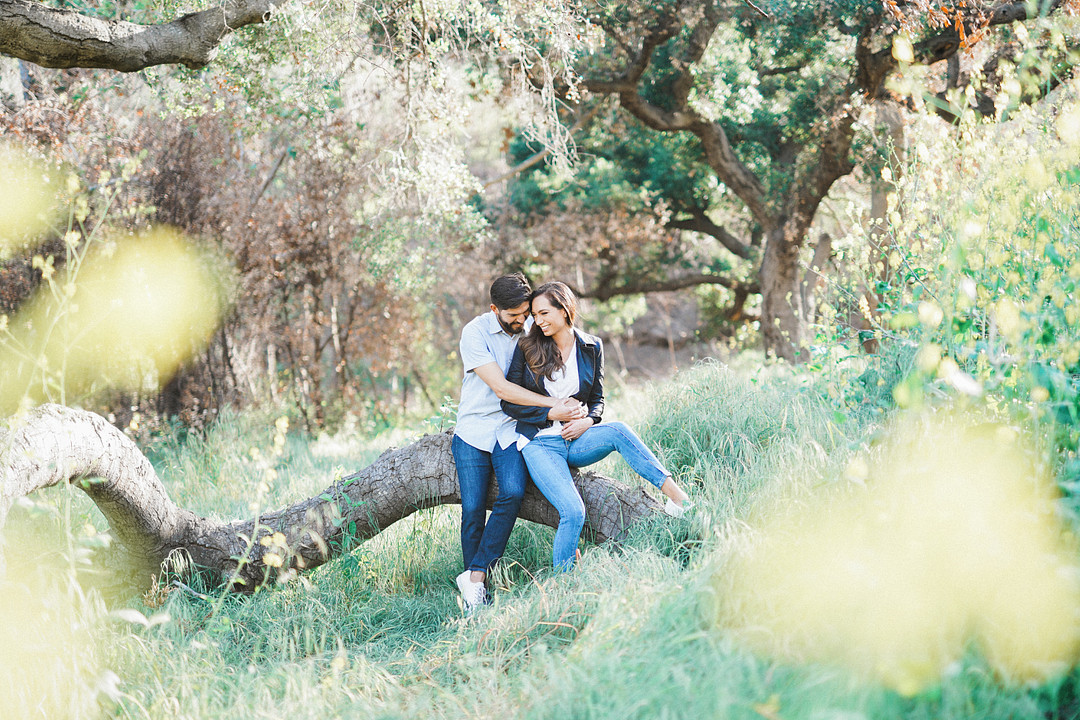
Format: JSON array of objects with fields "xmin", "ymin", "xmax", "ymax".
[
  {"xmin": 668, "ymin": 209, "xmax": 753, "ymax": 260},
  {"xmin": 569, "ymin": 273, "xmax": 758, "ymax": 302},
  {"xmin": 0, "ymin": 0, "xmax": 285, "ymax": 71}
]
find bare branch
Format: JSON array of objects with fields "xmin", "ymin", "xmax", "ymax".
[
  {"xmin": 760, "ymin": 64, "xmax": 801, "ymax": 77},
  {"xmin": 605, "ymin": 89, "xmax": 773, "ymax": 225},
  {"xmin": 670, "ymin": 2, "xmax": 723, "ymax": 107},
  {"xmin": 570, "ymin": 273, "xmax": 759, "ymax": 302},
  {"xmin": 584, "ymin": 4, "xmax": 773, "ymax": 225},
  {"xmin": 584, "ymin": 1, "xmax": 684, "ymax": 95},
  {"xmin": 741, "ymin": 0, "xmax": 770, "ymax": 19},
  {"xmin": 784, "ymin": 104, "xmax": 857, "ymax": 238},
  {"xmin": 0, "ymin": 0, "xmax": 285, "ymax": 72},
  {"xmin": 801, "ymin": 232, "xmax": 833, "ymax": 322},
  {"xmin": 667, "ymin": 210, "xmax": 752, "ymax": 260},
  {"xmin": 248, "ymin": 144, "xmax": 292, "ymax": 213}
]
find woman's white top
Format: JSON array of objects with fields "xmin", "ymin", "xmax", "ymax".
[{"xmin": 516, "ymin": 349, "xmax": 579, "ymax": 449}]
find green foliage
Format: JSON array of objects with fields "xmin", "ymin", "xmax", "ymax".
[
  {"xmin": 813, "ymin": 75, "xmax": 1080, "ymax": 512},
  {"xmin": 506, "ymin": 116, "xmax": 712, "ymax": 216},
  {"xmin": 577, "ymin": 125, "xmax": 706, "ymax": 212},
  {"xmin": 538, "ymin": 1, "xmax": 868, "ymax": 212}
]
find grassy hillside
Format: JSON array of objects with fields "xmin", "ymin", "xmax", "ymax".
[{"xmin": 5, "ymin": 354, "xmax": 1078, "ymax": 719}]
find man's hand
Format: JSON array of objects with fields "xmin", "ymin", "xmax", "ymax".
[
  {"xmin": 560, "ymin": 417, "xmax": 594, "ymax": 441},
  {"xmin": 548, "ymin": 397, "xmax": 586, "ymax": 422}
]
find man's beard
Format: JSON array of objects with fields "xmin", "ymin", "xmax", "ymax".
[{"xmin": 497, "ymin": 317, "xmax": 524, "ymax": 335}]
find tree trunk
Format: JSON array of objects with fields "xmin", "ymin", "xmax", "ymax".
[
  {"xmin": 759, "ymin": 228, "xmax": 806, "ymax": 363},
  {"xmin": 0, "ymin": 404, "xmax": 661, "ymax": 589},
  {"xmin": 0, "ymin": 55, "xmax": 23, "ymax": 111},
  {"xmin": 800, "ymin": 233, "xmax": 833, "ymax": 328},
  {"xmin": 859, "ymin": 100, "xmax": 906, "ymax": 354}
]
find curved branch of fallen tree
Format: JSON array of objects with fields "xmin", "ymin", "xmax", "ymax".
[
  {"xmin": 0, "ymin": 404, "xmax": 661, "ymax": 590},
  {"xmin": 0, "ymin": 0, "xmax": 285, "ymax": 71}
]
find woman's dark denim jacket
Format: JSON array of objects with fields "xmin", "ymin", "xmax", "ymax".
[{"xmin": 501, "ymin": 328, "xmax": 605, "ymax": 440}]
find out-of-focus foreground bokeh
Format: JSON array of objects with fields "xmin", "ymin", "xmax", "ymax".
[{"xmin": 723, "ymin": 414, "xmax": 1080, "ymax": 695}]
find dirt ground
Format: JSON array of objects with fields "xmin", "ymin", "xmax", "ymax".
[{"xmin": 603, "ymin": 337, "xmax": 730, "ymax": 386}]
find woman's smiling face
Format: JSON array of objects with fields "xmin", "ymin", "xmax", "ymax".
[{"xmin": 532, "ymin": 293, "xmax": 569, "ymax": 337}]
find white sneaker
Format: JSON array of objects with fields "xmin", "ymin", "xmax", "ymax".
[
  {"xmin": 664, "ymin": 498, "xmax": 693, "ymax": 518},
  {"xmin": 455, "ymin": 570, "xmax": 487, "ymax": 614}
]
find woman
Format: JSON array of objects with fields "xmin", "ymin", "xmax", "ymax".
[{"xmin": 501, "ymin": 282, "xmax": 691, "ymax": 571}]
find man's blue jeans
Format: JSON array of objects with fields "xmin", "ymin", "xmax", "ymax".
[
  {"xmin": 452, "ymin": 434, "xmax": 528, "ymax": 574},
  {"xmin": 521, "ymin": 421, "xmax": 669, "ymax": 571}
]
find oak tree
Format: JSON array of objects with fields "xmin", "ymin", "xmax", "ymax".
[{"xmin": 500, "ymin": 0, "xmax": 1069, "ymax": 360}]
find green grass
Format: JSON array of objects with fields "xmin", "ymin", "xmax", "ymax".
[{"xmin": 4, "ymin": 356, "xmax": 1079, "ymax": 719}]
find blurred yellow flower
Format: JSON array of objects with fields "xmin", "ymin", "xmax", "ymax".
[
  {"xmin": 31, "ymin": 254, "xmax": 55, "ymax": 282},
  {"xmin": 917, "ymin": 301, "xmax": 943, "ymax": 328},
  {"xmin": 719, "ymin": 413, "xmax": 1080, "ymax": 693},
  {"xmin": 1057, "ymin": 103, "xmax": 1080, "ymax": 146},
  {"xmin": 0, "ymin": 227, "xmax": 229, "ymax": 413},
  {"xmin": 994, "ymin": 298, "xmax": 1023, "ymax": 341},
  {"xmin": 915, "ymin": 344, "xmax": 941, "ymax": 374},
  {"xmin": 0, "ymin": 143, "xmax": 61, "ymax": 259}
]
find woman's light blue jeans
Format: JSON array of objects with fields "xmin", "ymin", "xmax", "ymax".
[{"xmin": 521, "ymin": 421, "xmax": 669, "ymax": 571}]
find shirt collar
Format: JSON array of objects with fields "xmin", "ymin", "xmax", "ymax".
[
  {"xmin": 573, "ymin": 328, "xmax": 598, "ymax": 346},
  {"xmin": 486, "ymin": 310, "xmax": 513, "ymax": 337}
]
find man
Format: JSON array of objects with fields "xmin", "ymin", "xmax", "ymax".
[{"xmin": 453, "ymin": 273, "xmax": 585, "ymax": 612}]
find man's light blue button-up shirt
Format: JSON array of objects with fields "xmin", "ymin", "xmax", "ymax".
[{"xmin": 455, "ymin": 311, "xmax": 528, "ymax": 452}]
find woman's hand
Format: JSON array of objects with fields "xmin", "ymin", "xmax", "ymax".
[
  {"xmin": 560, "ymin": 417, "xmax": 593, "ymax": 441},
  {"xmin": 548, "ymin": 398, "xmax": 586, "ymax": 422}
]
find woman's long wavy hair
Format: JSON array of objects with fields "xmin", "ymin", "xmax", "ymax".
[{"xmin": 520, "ymin": 282, "xmax": 578, "ymax": 381}]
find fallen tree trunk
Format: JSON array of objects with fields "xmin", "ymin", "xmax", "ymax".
[{"xmin": 0, "ymin": 404, "xmax": 661, "ymax": 590}]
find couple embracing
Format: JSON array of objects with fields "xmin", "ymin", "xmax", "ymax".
[{"xmin": 452, "ymin": 273, "xmax": 691, "ymax": 612}]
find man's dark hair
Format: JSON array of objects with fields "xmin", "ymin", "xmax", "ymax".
[{"xmin": 490, "ymin": 273, "xmax": 532, "ymax": 310}]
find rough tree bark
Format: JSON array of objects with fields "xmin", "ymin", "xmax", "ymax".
[
  {"xmin": 0, "ymin": 404, "xmax": 661, "ymax": 590},
  {"xmin": 0, "ymin": 0, "xmax": 284, "ymax": 71},
  {"xmin": 0, "ymin": 54, "xmax": 22, "ymax": 110}
]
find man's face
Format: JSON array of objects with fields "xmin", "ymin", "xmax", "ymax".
[{"xmin": 493, "ymin": 301, "xmax": 530, "ymax": 335}]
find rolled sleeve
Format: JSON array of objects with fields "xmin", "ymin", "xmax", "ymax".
[{"xmin": 460, "ymin": 321, "xmax": 497, "ymax": 373}]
